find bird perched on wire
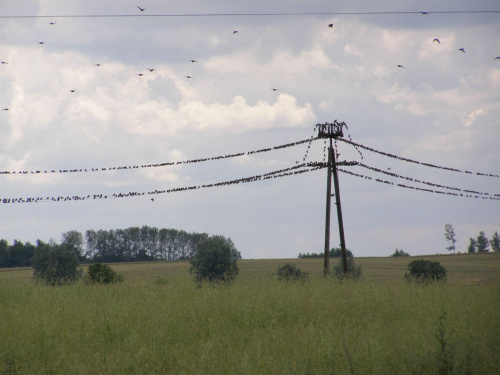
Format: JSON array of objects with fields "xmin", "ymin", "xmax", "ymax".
[
  {"xmin": 458, "ymin": 48, "xmax": 466, "ymax": 53},
  {"xmin": 137, "ymin": 6, "xmax": 145, "ymax": 11},
  {"xmin": 432, "ymin": 38, "xmax": 441, "ymax": 44}
]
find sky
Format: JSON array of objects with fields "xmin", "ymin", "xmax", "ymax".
[{"xmin": 1, "ymin": 0, "xmax": 499, "ymax": 259}]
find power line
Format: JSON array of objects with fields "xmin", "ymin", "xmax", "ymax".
[
  {"xmin": 0, "ymin": 10, "xmax": 499, "ymax": 19},
  {"xmin": 339, "ymin": 166, "xmax": 500, "ymax": 201},
  {"xmin": 338, "ymin": 137, "xmax": 500, "ymax": 178},
  {"xmin": 0, "ymin": 137, "xmax": 318, "ymax": 176},
  {"xmin": 1, "ymin": 161, "xmax": 332, "ymax": 204}
]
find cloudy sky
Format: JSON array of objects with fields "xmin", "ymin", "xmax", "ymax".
[{"xmin": 1, "ymin": 0, "xmax": 499, "ymax": 259}]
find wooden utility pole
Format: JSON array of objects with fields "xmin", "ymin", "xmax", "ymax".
[{"xmin": 318, "ymin": 121, "xmax": 348, "ymax": 277}]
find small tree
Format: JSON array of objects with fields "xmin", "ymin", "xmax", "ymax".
[
  {"xmin": 390, "ymin": 248, "xmax": 409, "ymax": 257},
  {"xmin": 84, "ymin": 263, "xmax": 123, "ymax": 285},
  {"xmin": 32, "ymin": 244, "xmax": 82, "ymax": 285},
  {"xmin": 444, "ymin": 224, "xmax": 457, "ymax": 253},
  {"xmin": 333, "ymin": 257, "xmax": 362, "ymax": 280},
  {"xmin": 467, "ymin": 238, "xmax": 477, "ymax": 253},
  {"xmin": 189, "ymin": 235, "xmax": 241, "ymax": 283},
  {"xmin": 490, "ymin": 232, "xmax": 500, "ymax": 252},
  {"xmin": 277, "ymin": 263, "xmax": 309, "ymax": 282},
  {"xmin": 404, "ymin": 259, "xmax": 446, "ymax": 283},
  {"xmin": 476, "ymin": 231, "xmax": 489, "ymax": 252}
]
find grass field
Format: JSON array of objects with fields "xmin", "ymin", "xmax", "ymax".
[{"xmin": 1, "ymin": 253, "xmax": 499, "ymax": 374}]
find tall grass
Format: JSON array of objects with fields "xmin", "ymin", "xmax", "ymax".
[{"xmin": 1, "ymin": 268, "xmax": 498, "ymax": 374}]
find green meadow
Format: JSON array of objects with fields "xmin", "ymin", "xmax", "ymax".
[{"xmin": 1, "ymin": 253, "xmax": 499, "ymax": 374}]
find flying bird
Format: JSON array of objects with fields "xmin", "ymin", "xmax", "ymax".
[
  {"xmin": 1, "ymin": 62, "xmax": 8, "ymax": 64},
  {"xmin": 2, "ymin": 108, "xmax": 8, "ymax": 111},
  {"xmin": 137, "ymin": 6, "xmax": 145, "ymax": 11},
  {"xmin": 49, "ymin": 22, "xmax": 57, "ymax": 25},
  {"xmin": 137, "ymin": 73, "xmax": 145, "ymax": 76},
  {"xmin": 95, "ymin": 63, "xmax": 102, "ymax": 66},
  {"xmin": 185, "ymin": 75, "xmax": 193, "ymax": 79},
  {"xmin": 147, "ymin": 68, "xmax": 155, "ymax": 72},
  {"xmin": 272, "ymin": 88, "xmax": 280, "ymax": 91},
  {"xmin": 150, "ymin": 198, "xmax": 154, "ymax": 202},
  {"xmin": 233, "ymin": 30, "xmax": 238, "ymax": 34},
  {"xmin": 397, "ymin": 64, "xmax": 405, "ymax": 68},
  {"xmin": 459, "ymin": 48, "xmax": 466, "ymax": 53},
  {"xmin": 38, "ymin": 42, "xmax": 45, "ymax": 44},
  {"xmin": 69, "ymin": 90, "xmax": 76, "ymax": 92},
  {"xmin": 432, "ymin": 38, "xmax": 440, "ymax": 44},
  {"xmin": 494, "ymin": 57, "xmax": 500, "ymax": 60},
  {"xmin": 328, "ymin": 23, "xmax": 334, "ymax": 28},
  {"xmin": 188, "ymin": 60, "xmax": 198, "ymax": 63}
]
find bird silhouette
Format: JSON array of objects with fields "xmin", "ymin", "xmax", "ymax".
[
  {"xmin": 272, "ymin": 88, "xmax": 279, "ymax": 91},
  {"xmin": 420, "ymin": 11, "xmax": 428, "ymax": 15},
  {"xmin": 137, "ymin": 73, "xmax": 145, "ymax": 76},
  {"xmin": 1, "ymin": 62, "xmax": 8, "ymax": 64},
  {"xmin": 459, "ymin": 48, "xmax": 466, "ymax": 53},
  {"xmin": 49, "ymin": 22, "xmax": 57, "ymax": 25},
  {"xmin": 38, "ymin": 42, "xmax": 45, "ymax": 44},
  {"xmin": 188, "ymin": 60, "xmax": 198, "ymax": 63},
  {"xmin": 147, "ymin": 68, "xmax": 155, "ymax": 72},
  {"xmin": 494, "ymin": 57, "xmax": 500, "ymax": 60},
  {"xmin": 69, "ymin": 90, "xmax": 76, "ymax": 92},
  {"xmin": 185, "ymin": 75, "xmax": 193, "ymax": 79},
  {"xmin": 95, "ymin": 63, "xmax": 102, "ymax": 66},
  {"xmin": 2, "ymin": 108, "xmax": 8, "ymax": 111},
  {"xmin": 432, "ymin": 38, "xmax": 441, "ymax": 44},
  {"xmin": 137, "ymin": 6, "xmax": 145, "ymax": 11},
  {"xmin": 233, "ymin": 30, "xmax": 238, "ymax": 34},
  {"xmin": 150, "ymin": 198, "xmax": 154, "ymax": 202},
  {"xmin": 397, "ymin": 64, "xmax": 405, "ymax": 68},
  {"xmin": 328, "ymin": 23, "xmax": 334, "ymax": 28}
]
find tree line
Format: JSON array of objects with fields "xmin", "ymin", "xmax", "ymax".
[
  {"xmin": 298, "ymin": 248, "xmax": 354, "ymax": 258},
  {"xmin": 0, "ymin": 226, "xmax": 211, "ymax": 268}
]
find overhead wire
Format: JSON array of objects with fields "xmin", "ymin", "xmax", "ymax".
[
  {"xmin": 0, "ymin": 137, "xmax": 318, "ymax": 176},
  {"xmin": 337, "ymin": 137, "xmax": 500, "ymax": 178}
]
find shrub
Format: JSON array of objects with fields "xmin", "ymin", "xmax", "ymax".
[
  {"xmin": 277, "ymin": 263, "xmax": 309, "ymax": 282},
  {"xmin": 390, "ymin": 248, "xmax": 410, "ymax": 257},
  {"xmin": 84, "ymin": 263, "xmax": 123, "ymax": 284},
  {"xmin": 189, "ymin": 235, "xmax": 241, "ymax": 283},
  {"xmin": 404, "ymin": 259, "xmax": 447, "ymax": 283},
  {"xmin": 333, "ymin": 257, "xmax": 362, "ymax": 280},
  {"xmin": 32, "ymin": 244, "xmax": 82, "ymax": 285}
]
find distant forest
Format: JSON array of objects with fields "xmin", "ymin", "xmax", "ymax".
[
  {"xmin": 0, "ymin": 226, "xmax": 211, "ymax": 268},
  {"xmin": 298, "ymin": 248, "xmax": 354, "ymax": 258}
]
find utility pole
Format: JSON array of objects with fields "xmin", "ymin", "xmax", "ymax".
[{"xmin": 318, "ymin": 121, "xmax": 348, "ymax": 277}]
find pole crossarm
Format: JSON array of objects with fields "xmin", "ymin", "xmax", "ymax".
[{"xmin": 316, "ymin": 120, "xmax": 345, "ymax": 139}]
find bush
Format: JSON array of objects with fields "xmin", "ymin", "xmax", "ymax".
[
  {"xmin": 404, "ymin": 259, "xmax": 447, "ymax": 283},
  {"xmin": 390, "ymin": 248, "xmax": 409, "ymax": 257},
  {"xmin": 84, "ymin": 263, "xmax": 123, "ymax": 284},
  {"xmin": 277, "ymin": 263, "xmax": 309, "ymax": 282},
  {"xmin": 333, "ymin": 257, "xmax": 362, "ymax": 280},
  {"xmin": 189, "ymin": 235, "xmax": 241, "ymax": 283},
  {"xmin": 32, "ymin": 244, "xmax": 82, "ymax": 285}
]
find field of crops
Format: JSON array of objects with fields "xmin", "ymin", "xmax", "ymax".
[{"xmin": 1, "ymin": 252, "xmax": 499, "ymax": 374}]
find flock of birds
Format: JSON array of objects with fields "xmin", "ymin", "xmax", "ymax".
[{"xmin": 1, "ymin": 6, "xmax": 500, "ymax": 111}]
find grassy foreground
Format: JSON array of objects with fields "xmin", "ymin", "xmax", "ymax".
[{"xmin": 0, "ymin": 253, "xmax": 499, "ymax": 374}]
